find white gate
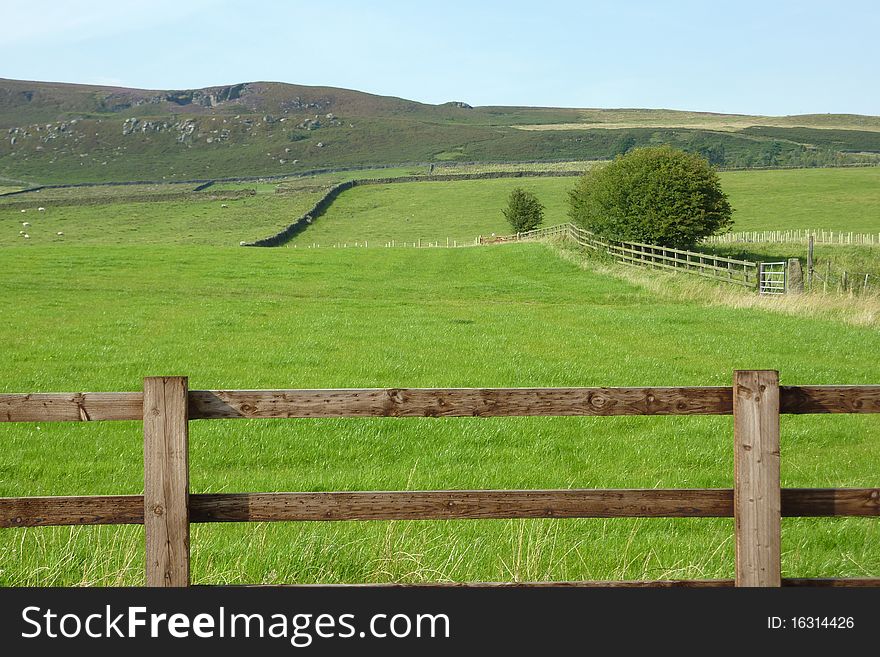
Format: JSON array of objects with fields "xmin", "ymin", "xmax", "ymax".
[{"xmin": 759, "ymin": 262, "xmax": 786, "ymax": 295}]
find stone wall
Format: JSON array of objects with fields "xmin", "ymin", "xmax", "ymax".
[{"xmin": 241, "ymin": 170, "xmax": 583, "ymax": 247}]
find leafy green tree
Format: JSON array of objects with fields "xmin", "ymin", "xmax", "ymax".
[
  {"xmin": 502, "ymin": 187, "xmax": 545, "ymax": 232},
  {"xmin": 567, "ymin": 146, "xmax": 733, "ymax": 248}
]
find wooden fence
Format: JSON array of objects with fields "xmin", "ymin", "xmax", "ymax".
[
  {"xmin": 493, "ymin": 223, "xmax": 760, "ymax": 288},
  {"xmin": 605, "ymin": 240, "xmax": 757, "ymax": 287},
  {"xmin": 1, "ymin": 372, "xmax": 879, "ymax": 587}
]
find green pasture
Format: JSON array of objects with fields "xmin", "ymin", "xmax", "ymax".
[
  {"xmin": 3, "ymin": 167, "xmax": 878, "ymax": 249},
  {"xmin": 0, "ymin": 244, "xmax": 877, "ymax": 585},
  {"xmin": 720, "ymin": 167, "xmax": 880, "ymax": 233},
  {"xmin": 0, "ymin": 190, "xmax": 324, "ymax": 246},
  {"xmin": 1, "ymin": 182, "xmax": 200, "ymax": 202},
  {"xmin": 288, "ymin": 178, "xmax": 575, "ymax": 245},
  {"xmin": 290, "ymin": 167, "xmax": 880, "ymax": 246}
]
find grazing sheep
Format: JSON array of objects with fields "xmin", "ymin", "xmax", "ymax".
[
  {"xmin": 22, "ymin": 222, "xmax": 30, "ymax": 227},
  {"xmin": 20, "ymin": 209, "xmax": 26, "ymax": 213},
  {"xmin": 221, "ymin": 203, "xmax": 228, "ymax": 208},
  {"xmin": 23, "ymin": 234, "xmax": 29, "ymax": 239},
  {"xmin": 38, "ymin": 207, "xmax": 46, "ymax": 212},
  {"xmin": 19, "ymin": 230, "xmax": 24, "ymax": 235},
  {"xmin": 57, "ymin": 231, "xmax": 64, "ymax": 236}
]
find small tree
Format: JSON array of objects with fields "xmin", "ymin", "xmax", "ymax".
[
  {"xmin": 567, "ymin": 146, "xmax": 733, "ymax": 248},
  {"xmin": 503, "ymin": 188, "xmax": 544, "ymax": 233}
]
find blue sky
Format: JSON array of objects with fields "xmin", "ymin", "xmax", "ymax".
[{"xmin": 2, "ymin": 0, "xmax": 878, "ymax": 115}]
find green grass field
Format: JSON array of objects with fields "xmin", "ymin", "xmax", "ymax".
[
  {"xmin": 1, "ymin": 244, "xmax": 878, "ymax": 585},
  {"xmin": 1, "ymin": 166, "xmax": 878, "ymax": 585},
  {"xmin": 292, "ymin": 167, "xmax": 880, "ymax": 246},
  {"xmin": 289, "ymin": 178, "xmax": 575, "ymax": 246},
  {"xmin": 4, "ymin": 167, "xmax": 878, "ymax": 249},
  {"xmin": 0, "ymin": 190, "xmax": 325, "ymax": 246},
  {"xmin": 720, "ymin": 167, "xmax": 880, "ymax": 233}
]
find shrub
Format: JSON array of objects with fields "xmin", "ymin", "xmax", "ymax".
[
  {"xmin": 502, "ymin": 187, "xmax": 544, "ymax": 232},
  {"xmin": 567, "ymin": 146, "xmax": 733, "ymax": 248}
]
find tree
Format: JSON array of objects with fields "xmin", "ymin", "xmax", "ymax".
[
  {"xmin": 502, "ymin": 188, "xmax": 544, "ymax": 232},
  {"xmin": 567, "ymin": 146, "xmax": 733, "ymax": 248}
]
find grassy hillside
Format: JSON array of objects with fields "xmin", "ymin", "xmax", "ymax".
[
  {"xmin": 4, "ymin": 167, "xmax": 878, "ymax": 249},
  {"xmin": 2, "ymin": 78, "xmax": 879, "ymax": 184},
  {"xmin": 1, "ymin": 244, "xmax": 877, "ymax": 585},
  {"xmin": 293, "ymin": 167, "xmax": 880, "ymax": 246},
  {"xmin": 0, "ymin": 188, "xmax": 325, "ymax": 246},
  {"xmin": 719, "ymin": 167, "xmax": 880, "ymax": 233},
  {"xmin": 288, "ymin": 178, "xmax": 574, "ymax": 246},
  {"xmin": 515, "ymin": 110, "xmax": 880, "ymax": 132}
]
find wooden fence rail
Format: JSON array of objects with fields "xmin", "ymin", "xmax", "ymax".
[{"xmin": 1, "ymin": 372, "xmax": 878, "ymax": 587}]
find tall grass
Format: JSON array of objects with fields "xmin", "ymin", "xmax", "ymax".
[{"xmin": 552, "ymin": 238, "xmax": 880, "ymax": 328}]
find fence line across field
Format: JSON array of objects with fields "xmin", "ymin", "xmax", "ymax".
[
  {"xmin": 287, "ymin": 238, "xmax": 484, "ymax": 249},
  {"xmin": 705, "ymin": 228, "xmax": 880, "ymax": 246},
  {"xmin": 283, "ymin": 224, "xmax": 877, "ymax": 296},
  {"xmin": 1, "ymin": 372, "xmax": 879, "ymax": 587},
  {"xmin": 494, "ymin": 223, "xmax": 761, "ymax": 288},
  {"xmin": 289, "ymin": 226, "xmax": 880, "ymax": 251}
]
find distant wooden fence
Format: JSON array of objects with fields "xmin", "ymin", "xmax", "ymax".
[
  {"xmin": 492, "ymin": 223, "xmax": 760, "ymax": 288},
  {"xmin": 705, "ymin": 228, "xmax": 880, "ymax": 247},
  {"xmin": 2, "ymin": 372, "xmax": 879, "ymax": 587},
  {"xmin": 605, "ymin": 240, "xmax": 757, "ymax": 287}
]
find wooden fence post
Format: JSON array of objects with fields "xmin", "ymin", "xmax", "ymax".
[
  {"xmin": 144, "ymin": 376, "xmax": 190, "ymax": 587},
  {"xmin": 733, "ymin": 370, "xmax": 781, "ymax": 587}
]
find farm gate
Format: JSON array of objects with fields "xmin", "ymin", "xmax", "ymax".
[{"xmin": 759, "ymin": 261, "xmax": 787, "ymax": 295}]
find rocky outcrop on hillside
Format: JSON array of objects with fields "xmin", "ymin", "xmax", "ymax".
[
  {"xmin": 279, "ymin": 96, "xmax": 330, "ymax": 113},
  {"xmin": 8, "ymin": 119, "xmax": 81, "ymax": 145},
  {"xmin": 163, "ymin": 83, "xmax": 247, "ymax": 107},
  {"xmin": 97, "ymin": 83, "xmax": 249, "ymax": 113}
]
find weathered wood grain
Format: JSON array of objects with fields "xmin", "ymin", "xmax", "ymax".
[
  {"xmin": 187, "ymin": 387, "xmax": 735, "ymax": 419},
  {"xmin": 188, "ymin": 489, "xmax": 735, "ymax": 522},
  {"xmin": 1, "ymin": 488, "xmax": 876, "ymax": 527},
  {"xmin": 190, "ymin": 488, "xmax": 880, "ymax": 522},
  {"xmin": 0, "ymin": 392, "xmax": 142, "ymax": 422},
  {"xmin": 734, "ymin": 370, "xmax": 781, "ymax": 587},
  {"xmin": 780, "ymin": 385, "xmax": 880, "ymax": 414},
  {"xmin": 782, "ymin": 487, "xmax": 880, "ymax": 516},
  {"xmin": 2, "ymin": 385, "xmax": 879, "ymax": 422},
  {"xmin": 0, "ymin": 495, "xmax": 143, "ymax": 526},
  {"xmin": 144, "ymin": 376, "xmax": 190, "ymax": 588}
]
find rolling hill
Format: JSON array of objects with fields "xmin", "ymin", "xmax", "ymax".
[{"xmin": 2, "ymin": 77, "xmax": 879, "ymax": 184}]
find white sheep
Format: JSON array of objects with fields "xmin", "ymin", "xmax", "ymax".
[
  {"xmin": 38, "ymin": 207, "xmax": 45, "ymax": 211},
  {"xmin": 20, "ymin": 209, "xmax": 26, "ymax": 213},
  {"xmin": 57, "ymin": 231, "xmax": 64, "ymax": 236},
  {"xmin": 221, "ymin": 203, "xmax": 228, "ymax": 208},
  {"xmin": 19, "ymin": 230, "xmax": 24, "ymax": 235},
  {"xmin": 22, "ymin": 222, "xmax": 30, "ymax": 227},
  {"xmin": 23, "ymin": 234, "xmax": 29, "ymax": 239}
]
